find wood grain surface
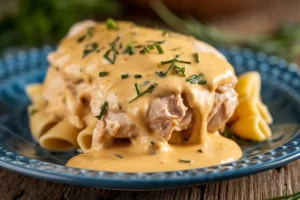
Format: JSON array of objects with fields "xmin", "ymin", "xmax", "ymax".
[{"xmin": 0, "ymin": 160, "xmax": 299, "ymax": 200}]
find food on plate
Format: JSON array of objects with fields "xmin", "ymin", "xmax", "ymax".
[
  {"xmin": 26, "ymin": 19, "xmax": 272, "ymax": 172},
  {"xmin": 228, "ymin": 72, "xmax": 273, "ymax": 141}
]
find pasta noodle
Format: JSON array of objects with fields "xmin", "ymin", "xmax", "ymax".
[
  {"xmin": 235, "ymin": 71, "xmax": 261, "ymax": 99},
  {"xmin": 39, "ymin": 118, "xmax": 81, "ymax": 151},
  {"xmin": 229, "ymin": 71, "xmax": 273, "ymax": 141},
  {"xmin": 230, "ymin": 116, "xmax": 271, "ymax": 141},
  {"xmin": 29, "ymin": 110, "xmax": 58, "ymax": 141},
  {"xmin": 77, "ymin": 121, "xmax": 97, "ymax": 152},
  {"xmin": 26, "ymin": 84, "xmax": 46, "ymax": 109},
  {"xmin": 229, "ymin": 98, "xmax": 273, "ymax": 124}
]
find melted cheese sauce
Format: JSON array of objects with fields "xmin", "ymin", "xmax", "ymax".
[
  {"xmin": 43, "ymin": 21, "xmax": 242, "ymax": 172},
  {"xmin": 67, "ymin": 132, "xmax": 241, "ymax": 172}
]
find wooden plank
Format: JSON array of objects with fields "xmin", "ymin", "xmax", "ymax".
[{"xmin": 0, "ymin": 160, "xmax": 299, "ymax": 200}]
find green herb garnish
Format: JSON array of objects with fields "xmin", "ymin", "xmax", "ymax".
[
  {"xmin": 197, "ymin": 149, "xmax": 203, "ymax": 153},
  {"xmin": 95, "ymin": 101, "xmax": 108, "ymax": 120},
  {"xmin": 82, "ymin": 42, "xmax": 98, "ymax": 58},
  {"xmin": 30, "ymin": 108, "xmax": 38, "ymax": 116},
  {"xmin": 123, "ymin": 43, "xmax": 135, "ymax": 55},
  {"xmin": 193, "ymin": 53, "xmax": 199, "ymax": 63},
  {"xmin": 77, "ymin": 27, "xmax": 95, "ymax": 43},
  {"xmin": 115, "ymin": 154, "xmax": 123, "ymax": 159},
  {"xmin": 99, "ymin": 72, "xmax": 108, "ymax": 77},
  {"xmin": 186, "ymin": 73, "xmax": 207, "ymax": 85},
  {"xmin": 134, "ymin": 83, "xmax": 140, "ymax": 95},
  {"xmin": 129, "ymin": 83, "xmax": 158, "ymax": 103},
  {"xmin": 134, "ymin": 74, "xmax": 142, "ymax": 78},
  {"xmin": 155, "ymin": 43, "xmax": 164, "ymax": 54},
  {"xmin": 140, "ymin": 41, "xmax": 166, "ymax": 54},
  {"xmin": 103, "ymin": 36, "xmax": 120, "ymax": 64},
  {"xmin": 156, "ymin": 54, "xmax": 190, "ymax": 77},
  {"xmin": 179, "ymin": 159, "xmax": 192, "ymax": 163},
  {"xmin": 174, "ymin": 65, "xmax": 186, "ymax": 76},
  {"xmin": 106, "ymin": 18, "xmax": 118, "ymax": 30},
  {"xmin": 121, "ymin": 74, "xmax": 129, "ymax": 79},
  {"xmin": 150, "ymin": 141, "xmax": 155, "ymax": 145}
]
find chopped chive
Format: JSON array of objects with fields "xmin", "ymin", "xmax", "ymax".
[
  {"xmin": 134, "ymin": 45, "xmax": 143, "ymax": 48},
  {"xmin": 155, "ymin": 43, "xmax": 164, "ymax": 54},
  {"xmin": 150, "ymin": 141, "xmax": 155, "ymax": 145},
  {"xmin": 146, "ymin": 40, "xmax": 166, "ymax": 44},
  {"xmin": 144, "ymin": 81, "xmax": 150, "ymax": 85},
  {"xmin": 156, "ymin": 54, "xmax": 189, "ymax": 77},
  {"xmin": 174, "ymin": 65, "xmax": 186, "ymax": 76},
  {"xmin": 106, "ymin": 18, "xmax": 118, "ymax": 30},
  {"xmin": 193, "ymin": 53, "xmax": 199, "ymax": 63},
  {"xmin": 140, "ymin": 46, "xmax": 151, "ymax": 54},
  {"xmin": 186, "ymin": 73, "xmax": 207, "ymax": 85},
  {"xmin": 171, "ymin": 47, "xmax": 181, "ymax": 51},
  {"xmin": 134, "ymin": 83, "xmax": 140, "ymax": 95},
  {"xmin": 103, "ymin": 49, "xmax": 116, "ymax": 64},
  {"xmin": 197, "ymin": 149, "xmax": 203, "ymax": 153},
  {"xmin": 134, "ymin": 74, "xmax": 142, "ymax": 78},
  {"xmin": 99, "ymin": 72, "xmax": 108, "ymax": 77},
  {"xmin": 77, "ymin": 35, "xmax": 86, "ymax": 43},
  {"xmin": 179, "ymin": 158, "xmax": 192, "ymax": 163},
  {"xmin": 129, "ymin": 83, "xmax": 157, "ymax": 103},
  {"xmin": 160, "ymin": 29, "xmax": 169, "ymax": 36},
  {"xmin": 103, "ymin": 36, "xmax": 121, "ymax": 64},
  {"xmin": 115, "ymin": 154, "xmax": 123, "ymax": 159},
  {"xmin": 30, "ymin": 108, "xmax": 38, "ymax": 116},
  {"xmin": 82, "ymin": 42, "xmax": 98, "ymax": 58},
  {"xmin": 77, "ymin": 27, "xmax": 95, "ymax": 43},
  {"xmin": 121, "ymin": 74, "xmax": 129, "ymax": 79},
  {"xmin": 119, "ymin": 43, "xmax": 123, "ymax": 49},
  {"xmin": 123, "ymin": 44, "xmax": 134, "ymax": 55},
  {"xmin": 95, "ymin": 101, "xmax": 108, "ymax": 120}
]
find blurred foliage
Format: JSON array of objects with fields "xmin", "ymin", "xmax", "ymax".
[
  {"xmin": 0, "ymin": 0, "xmax": 121, "ymax": 51},
  {"xmin": 151, "ymin": 0, "xmax": 300, "ymax": 61}
]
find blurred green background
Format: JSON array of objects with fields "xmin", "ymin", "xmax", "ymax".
[{"xmin": 0, "ymin": 0, "xmax": 300, "ymax": 62}]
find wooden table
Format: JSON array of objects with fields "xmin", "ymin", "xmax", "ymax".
[{"xmin": 0, "ymin": 160, "xmax": 299, "ymax": 200}]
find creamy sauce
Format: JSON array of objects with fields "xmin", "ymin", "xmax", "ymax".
[
  {"xmin": 67, "ymin": 132, "xmax": 241, "ymax": 172},
  {"xmin": 41, "ymin": 20, "xmax": 242, "ymax": 172}
]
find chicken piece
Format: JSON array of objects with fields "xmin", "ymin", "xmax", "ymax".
[
  {"xmin": 207, "ymin": 85, "xmax": 238, "ymax": 132},
  {"xmin": 147, "ymin": 94, "xmax": 193, "ymax": 140}
]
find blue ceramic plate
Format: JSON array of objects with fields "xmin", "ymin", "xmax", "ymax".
[{"xmin": 0, "ymin": 46, "xmax": 299, "ymax": 189}]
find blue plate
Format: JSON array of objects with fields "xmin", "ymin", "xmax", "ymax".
[{"xmin": 0, "ymin": 46, "xmax": 299, "ymax": 189}]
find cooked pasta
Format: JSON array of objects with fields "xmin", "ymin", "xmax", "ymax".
[
  {"xmin": 230, "ymin": 116, "xmax": 271, "ymax": 141},
  {"xmin": 235, "ymin": 71, "xmax": 261, "ymax": 99},
  {"xmin": 229, "ymin": 98, "xmax": 273, "ymax": 125},
  {"xmin": 77, "ymin": 121, "xmax": 97, "ymax": 152},
  {"xmin": 39, "ymin": 119, "xmax": 81, "ymax": 151},
  {"xmin": 229, "ymin": 71, "xmax": 272, "ymax": 141},
  {"xmin": 29, "ymin": 110, "xmax": 58, "ymax": 141}
]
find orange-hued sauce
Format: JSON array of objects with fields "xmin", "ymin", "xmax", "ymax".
[
  {"xmin": 67, "ymin": 132, "xmax": 241, "ymax": 172},
  {"xmin": 31, "ymin": 20, "xmax": 242, "ymax": 172}
]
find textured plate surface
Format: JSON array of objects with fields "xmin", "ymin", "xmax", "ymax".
[{"xmin": 0, "ymin": 46, "xmax": 299, "ymax": 189}]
